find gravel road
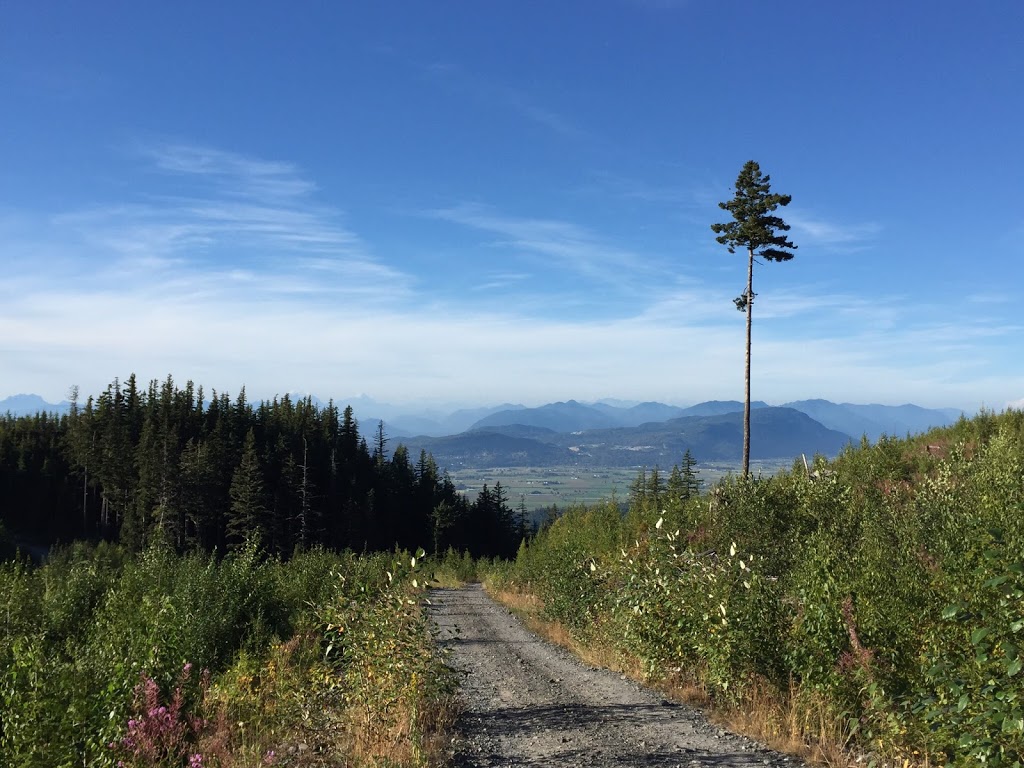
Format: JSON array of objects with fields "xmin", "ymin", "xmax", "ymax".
[{"xmin": 428, "ymin": 584, "xmax": 803, "ymax": 768}]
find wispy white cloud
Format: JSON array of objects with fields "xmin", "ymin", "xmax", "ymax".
[
  {"xmin": 38, "ymin": 142, "xmax": 412, "ymax": 302},
  {"xmin": 142, "ymin": 143, "xmax": 318, "ymax": 201},
  {"xmin": 966, "ymin": 292, "xmax": 1011, "ymax": 304},
  {"xmin": 787, "ymin": 211, "xmax": 880, "ymax": 250},
  {"xmin": 3, "ymin": 252, "xmax": 1018, "ymax": 411},
  {"xmin": 583, "ymin": 171, "xmax": 701, "ymax": 207},
  {"xmin": 430, "ymin": 202, "xmax": 660, "ymax": 287},
  {"xmin": 755, "ymin": 288, "xmax": 904, "ymax": 328},
  {"xmin": 419, "ymin": 60, "xmax": 591, "ymax": 142},
  {"xmin": 503, "ymin": 95, "xmax": 586, "ymax": 141},
  {"xmin": 6, "ymin": 262, "xmax": 1014, "ymax": 411},
  {"xmin": 471, "ymin": 272, "xmax": 531, "ymax": 292}
]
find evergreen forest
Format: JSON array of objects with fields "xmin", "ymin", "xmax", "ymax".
[{"xmin": 0, "ymin": 375, "xmax": 527, "ymax": 560}]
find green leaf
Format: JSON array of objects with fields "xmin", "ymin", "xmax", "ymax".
[
  {"xmin": 942, "ymin": 604, "xmax": 960, "ymax": 620},
  {"xmin": 972, "ymin": 627, "xmax": 992, "ymax": 645},
  {"xmin": 1008, "ymin": 658, "xmax": 1022, "ymax": 677}
]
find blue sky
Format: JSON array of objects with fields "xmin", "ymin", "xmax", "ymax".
[{"xmin": 2, "ymin": 1, "xmax": 1022, "ymax": 412}]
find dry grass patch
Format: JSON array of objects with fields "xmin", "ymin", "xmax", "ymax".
[
  {"xmin": 711, "ymin": 680, "xmax": 860, "ymax": 768},
  {"xmin": 338, "ymin": 693, "xmax": 460, "ymax": 768}
]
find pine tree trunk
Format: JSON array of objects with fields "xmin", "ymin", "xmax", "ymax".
[
  {"xmin": 299, "ymin": 437, "xmax": 310, "ymax": 549},
  {"xmin": 743, "ymin": 246, "xmax": 754, "ymax": 478}
]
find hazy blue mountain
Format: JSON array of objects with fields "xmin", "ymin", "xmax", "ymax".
[
  {"xmin": 625, "ymin": 401, "xmax": 689, "ymax": 424},
  {"xmin": 591, "ymin": 397, "xmax": 642, "ymax": 409},
  {"xmin": 564, "ymin": 407, "xmax": 850, "ymax": 464},
  {"xmin": 578, "ymin": 401, "xmax": 688, "ymax": 427},
  {"xmin": 469, "ymin": 400, "xmax": 621, "ymax": 432},
  {"xmin": 587, "ymin": 401, "xmax": 632, "ymax": 421},
  {"xmin": 404, "ymin": 407, "xmax": 851, "ymax": 469},
  {"xmin": 371, "ymin": 420, "xmax": 414, "ymax": 439},
  {"xmin": 0, "ymin": 394, "xmax": 71, "ymax": 416},
  {"xmin": 437, "ymin": 403, "xmax": 526, "ymax": 435},
  {"xmin": 783, "ymin": 399, "xmax": 963, "ymax": 442},
  {"xmin": 358, "ymin": 403, "xmax": 523, "ymax": 437},
  {"xmin": 842, "ymin": 403, "xmax": 964, "ymax": 439},
  {"xmin": 413, "ymin": 396, "xmax": 963, "ymax": 443},
  {"xmin": 780, "ymin": 399, "xmax": 881, "ymax": 440},
  {"xmin": 468, "ymin": 424, "xmax": 562, "ymax": 442},
  {"xmin": 386, "ymin": 415, "xmax": 449, "ymax": 436},
  {"xmin": 677, "ymin": 400, "xmax": 771, "ymax": 417}
]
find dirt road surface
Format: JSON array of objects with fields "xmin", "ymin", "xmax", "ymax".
[{"xmin": 428, "ymin": 584, "xmax": 802, "ymax": 767}]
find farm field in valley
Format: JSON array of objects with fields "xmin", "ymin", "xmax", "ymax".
[{"xmin": 448, "ymin": 459, "xmax": 794, "ymax": 512}]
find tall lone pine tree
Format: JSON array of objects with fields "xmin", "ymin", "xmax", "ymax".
[{"xmin": 711, "ymin": 161, "xmax": 797, "ymax": 478}]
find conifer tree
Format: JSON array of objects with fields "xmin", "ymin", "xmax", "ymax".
[
  {"xmin": 94, "ymin": 379, "xmax": 134, "ymax": 535},
  {"xmin": 65, "ymin": 385, "xmax": 94, "ymax": 535},
  {"xmin": 178, "ymin": 438, "xmax": 216, "ymax": 549},
  {"xmin": 647, "ymin": 467, "xmax": 664, "ymax": 511},
  {"xmin": 680, "ymin": 448, "xmax": 701, "ymax": 498},
  {"xmin": 712, "ymin": 161, "xmax": 797, "ymax": 477},
  {"xmin": 431, "ymin": 500, "xmax": 456, "ymax": 554},
  {"xmin": 630, "ymin": 468, "xmax": 648, "ymax": 511},
  {"xmin": 227, "ymin": 428, "xmax": 267, "ymax": 549},
  {"xmin": 373, "ymin": 420, "xmax": 388, "ymax": 467},
  {"xmin": 668, "ymin": 449, "xmax": 702, "ymax": 504}
]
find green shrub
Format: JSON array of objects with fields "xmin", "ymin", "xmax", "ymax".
[{"xmin": 503, "ymin": 410, "xmax": 1024, "ymax": 763}]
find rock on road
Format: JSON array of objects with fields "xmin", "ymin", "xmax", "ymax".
[{"xmin": 428, "ymin": 584, "xmax": 802, "ymax": 768}]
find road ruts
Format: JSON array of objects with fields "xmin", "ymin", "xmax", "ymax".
[{"xmin": 427, "ymin": 584, "xmax": 802, "ymax": 768}]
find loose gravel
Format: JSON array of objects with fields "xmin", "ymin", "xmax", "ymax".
[{"xmin": 428, "ymin": 584, "xmax": 805, "ymax": 768}]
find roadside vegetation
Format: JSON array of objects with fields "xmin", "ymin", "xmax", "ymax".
[
  {"xmin": 486, "ymin": 409, "xmax": 1024, "ymax": 766},
  {"xmin": 0, "ymin": 542, "xmax": 460, "ymax": 768}
]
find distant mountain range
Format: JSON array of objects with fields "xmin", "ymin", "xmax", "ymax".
[
  {"xmin": 0, "ymin": 394, "xmax": 72, "ymax": 416},
  {"xmin": 780, "ymin": 399, "xmax": 964, "ymax": 443},
  {"xmin": 460, "ymin": 398, "xmax": 962, "ymax": 444},
  {"xmin": 470, "ymin": 399, "xmax": 775, "ymax": 433},
  {"xmin": 2, "ymin": 392, "xmax": 967, "ymax": 470},
  {"xmin": 399, "ymin": 408, "xmax": 852, "ymax": 469},
  {"xmin": 398, "ymin": 398, "xmax": 964, "ymax": 469}
]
